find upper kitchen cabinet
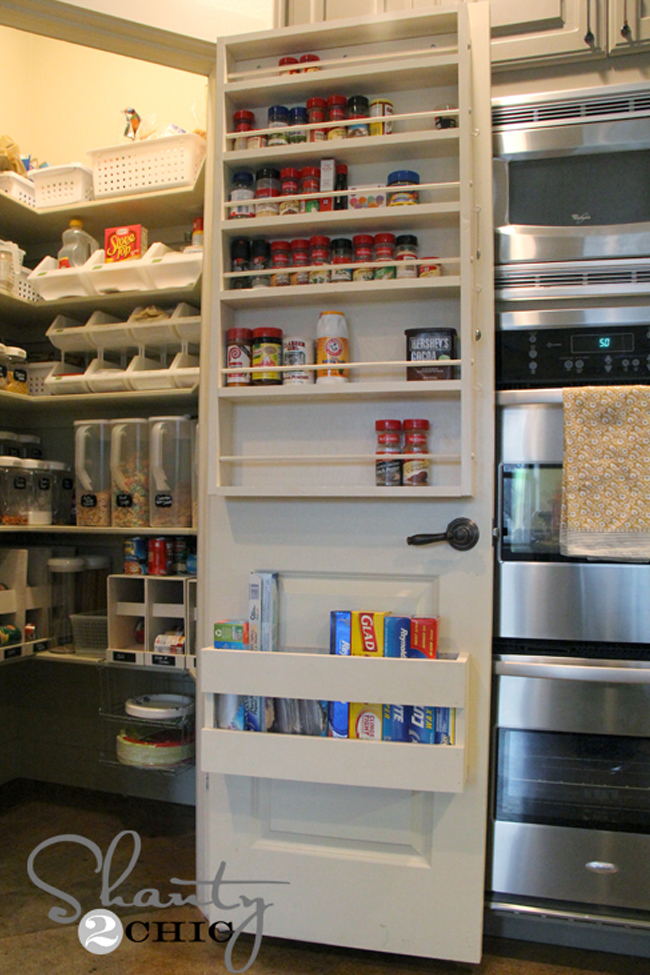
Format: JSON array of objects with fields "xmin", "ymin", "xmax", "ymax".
[
  {"xmin": 608, "ymin": 0, "xmax": 650, "ymax": 54},
  {"xmin": 487, "ymin": 0, "xmax": 607, "ymax": 66}
]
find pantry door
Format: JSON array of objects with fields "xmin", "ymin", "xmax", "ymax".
[{"xmin": 196, "ymin": 4, "xmax": 494, "ymax": 964}]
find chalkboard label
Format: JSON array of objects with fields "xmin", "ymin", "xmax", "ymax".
[{"xmin": 152, "ymin": 654, "xmax": 176, "ymax": 667}]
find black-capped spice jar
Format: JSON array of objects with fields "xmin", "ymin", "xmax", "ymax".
[
  {"xmin": 251, "ymin": 238, "xmax": 271, "ymax": 288},
  {"xmin": 374, "ymin": 233, "xmax": 396, "ymax": 279},
  {"xmin": 252, "ymin": 328, "xmax": 283, "ymax": 385},
  {"xmin": 375, "ymin": 419, "xmax": 402, "ymax": 487},
  {"xmin": 255, "ymin": 168, "xmax": 281, "ymax": 216},
  {"xmin": 307, "ymin": 98, "xmax": 327, "ymax": 142},
  {"xmin": 326, "ymin": 95, "xmax": 347, "ymax": 140},
  {"xmin": 290, "ymin": 239, "xmax": 310, "ymax": 285},
  {"xmin": 226, "ymin": 328, "xmax": 252, "ymax": 386},
  {"xmin": 309, "ymin": 236, "xmax": 331, "ymax": 284},
  {"xmin": 279, "ymin": 168, "xmax": 301, "ymax": 215},
  {"xmin": 270, "ymin": 240, "xmax": 291, "ymax": 286},
  {"xmin": 403, "ymin": 419, "xmax": 430, "ymax": 486},
  {"xmin": 347, "ymin": 95, "xmax": 370, "ymax": 137},
  {"xmin": 331, "ymin": 238, "xmax": 353, "ymax": 282},
  {"xmin": 395, "ymin": 234, "xmax": 419, "ymax": 278},
  {"xmin": 353, "ymin": 235, "xmax": 374, "ymax": 281},
  {"xmin": 230, "ymin": 237, "xmax": 251, "ymax": 289}
]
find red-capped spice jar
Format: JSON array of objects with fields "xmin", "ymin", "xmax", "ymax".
[
  {"xmin": 375, "ymin": 419, "xmax": 402, "ymax": 487},
  {"xmin": 326, "ymin": 95, "xmax": 347, "ymax": 140},
  {"xmin": 307, "ymin": 98, "xmax": 327, "ymax": 142},
  {"xmin": 300, "ymin": 54, "xmax": 320, "ymax": 71},
  {"xmin": 252, "ymin": 327, "xmax": 283, "ymax": 385},
  {"xmin": 309, "ymin": 236, "xmax": 330, "ymax": 284},
  {"xmin": 270, "ymin": 240, "xmax": 291, "ymax": 286},
  {"xmin": 226, "ymin": 327, "xmax": 252, "ymax": 387},
  {"xmin": 403, "ymin": 419, "xmax": 430, "ymax": 486},
  {"xmin": 279, "ymin": 167, "xmax": 301, "ymax": 215},
  {"xmin": 290, "ymin": 239, "xmax": 310, "ymax": 285},
  {"xmin": 352, "ymin": 234, "xmax": 374, "ymax": 281},
  {"xmin": 300, "ymin": 167, "xmax": 320, "ymax": 213},
  {"xmin": 374, "ymin": 233, "xmax": 396, "ymax": 279},
  {"xmin": 279, "ymin": 56, "xmax": 299, "ymax": 74},
  {"xmin": 233, "ymin": 109, "xmax": 255, "ymax": 150}
]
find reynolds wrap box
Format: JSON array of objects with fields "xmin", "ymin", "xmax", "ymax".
[
  {"xmin": 383, "ymin": 616, "xmax": 410, "ymax": 741},
  {"xmin": 328, "ymin": 610, "xmax": 351, "ymax": 738},
  {"xmin": 408, "ymin": 617, "xmax": 439, "ymax": 660},
  {"xmin": 408, "ymin": 704, "xmax": 435, "ymax": 744},
  {"xmin": 214, "ymin": 621, "xmax": 248, "ymax": 649},
  {"xmin": 435, "ymin": 708, "xmax": 455, "ymax": 745},
  {"xmin": 246, "ymin": 572, "xmax": 279, "ymax": 732}
]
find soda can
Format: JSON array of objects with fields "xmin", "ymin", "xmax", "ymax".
[
  {"xmin": 124, "ymin": 536, "xmax": 148, "ymax": 575},
  {"xmin": 148, "ymin": 537, "xmax": 169, "ymax": 575}
]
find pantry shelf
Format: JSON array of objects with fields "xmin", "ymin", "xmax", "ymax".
[
  {"xmin": 0, "ymin": 386, "xmax": 198, "ymax": 416},
  {"xmin": 220, "ymin": 201, "xmax": 460, "ymax": 236},
  {"xmin": 218, "ymin": 379, "xmax": 461, "ymax": 400},
  {"xmin": 219, "ymin": 276, "xmax": 460, "ymax": 307},
  {"xmin": 216, "ymin": 485, "xmax": 465, "ymax": 498}
]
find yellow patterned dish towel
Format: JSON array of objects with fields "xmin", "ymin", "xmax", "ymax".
[{"xmin": 560, "ymin": 386, "xmax": 650, "ymax": 560}]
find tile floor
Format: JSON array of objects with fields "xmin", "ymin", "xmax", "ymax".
[{"xmin": 0, "ymin": 780, "xmax": 645, "ymax": 975}]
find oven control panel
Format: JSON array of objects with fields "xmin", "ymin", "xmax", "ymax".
[{"xmin": 497, "ymin": 324, "xmax": 650, "ymax": 388}]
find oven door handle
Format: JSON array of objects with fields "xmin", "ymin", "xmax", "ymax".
[{"xmin": 494, "ymin": 659, "xmax": 650, "ymax": 683}]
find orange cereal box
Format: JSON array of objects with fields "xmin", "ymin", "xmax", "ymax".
[{"xmin": 104, "ymin": 224, "xmax": 148, "ymax": 263}]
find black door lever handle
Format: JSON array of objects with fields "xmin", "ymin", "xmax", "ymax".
[{"xmin": 407, "ymin": 517, "xmax": 480, "ymax": 551}]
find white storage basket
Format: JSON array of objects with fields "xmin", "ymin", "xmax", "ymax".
[
  {"xmin": 87, "ymin": 133, "xmax": 205, "ymax": 199},
  {"xmin": 27, "ymin": 361, "xmax": 61, "ymax": 396},
  {"xmin": 0, "ymin": 172, "xmax": 36, "ymax": 208},
  {"xmin": 30, "ymin": 164, "xmax": 94, "ymax": 208},
  {"xmin": 15, "ymin": 268, "xmax": 40, "ymax": 302}
]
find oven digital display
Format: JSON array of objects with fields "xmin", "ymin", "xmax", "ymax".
[{"xmin": 570, "ymin": 332, "xmax": 635, "ymax": 354}]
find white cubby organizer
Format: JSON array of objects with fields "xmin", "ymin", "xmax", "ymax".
[
  {"xmin": 0, "ymin": 547, "xmax": 51, "ymax": 663},
  {"xmin": 107, "ymin": 574, "xmax": 196, "ymax": 670},
  {"xmin": 212, "ymin": 8, "xmax": 477, "ymax": 499}
]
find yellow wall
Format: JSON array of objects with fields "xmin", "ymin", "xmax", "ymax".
[{"xmin": 0, "ymin": 26, "xmax": 208, "ymax": 168}]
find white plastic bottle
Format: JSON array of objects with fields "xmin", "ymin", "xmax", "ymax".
[
  {"xmin": 316, "ymin": 310, "xmax": 349, "ymax": 384},
  {"xmin": 58, "ymin": 219, "xmax": 99, "ymax": 269}
]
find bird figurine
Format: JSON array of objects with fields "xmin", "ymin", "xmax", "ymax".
[{"xmin": 123, "ymin": 108, "xmax": 142, "ymax": 140}]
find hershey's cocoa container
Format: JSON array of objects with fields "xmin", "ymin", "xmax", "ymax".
[{"xmin": 405, "ymin": 327, "xmax": 457, "ymax": 380}]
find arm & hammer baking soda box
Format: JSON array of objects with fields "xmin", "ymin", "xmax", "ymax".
[
  {"xmin": 382, "ymin": 616, "xmax": 411, "ymax": 742},
  {"xmin": 349, "ymin": 611, "xmax": 389, "ymax": 740},
  {"xmin": 246, "ymin": 572, "xmax": 278, "ymax": 732}
]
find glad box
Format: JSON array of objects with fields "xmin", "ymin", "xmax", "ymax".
[
  {"xmin": 104, "ymin": 225, "xmax": 149, "ymax": 262},
  {"xmin": 351, "ymin": 610, "xmax": 389, "ymax": 656}
]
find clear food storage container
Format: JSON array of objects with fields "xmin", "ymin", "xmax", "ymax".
[
  {"xmin": 110, "ymin": 418, "xmax": 149, "ymax": 528},
  {"xmin": 47, "ymin": 556, "xmax": 86, "ymax": 652},
  {"xmin": 0, "ymin": 457, "xmax": 30, "ymax": 525},
  {"xmin": 49, "ymin": 461, "xmax": 74, "ymax": 525},
  {"xmin": 24, "ymin": 459, "xmax": 53, "ymax": 525},
  {"xmin": 74, "ymin": 419, "xmax": 112, "ymax": 526},
  {"xmin": 149, "ymin": 415, "xmax": 193, "ymax": 528}
]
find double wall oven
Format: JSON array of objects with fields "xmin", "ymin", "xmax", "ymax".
[{"xmin": 489, "ymin": 80, "xmax": 650, "ymax": 943}]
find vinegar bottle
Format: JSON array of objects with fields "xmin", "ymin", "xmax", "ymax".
[{"xmin": 58, "ymin": 219, "xmax": 99, "ymax": 268}]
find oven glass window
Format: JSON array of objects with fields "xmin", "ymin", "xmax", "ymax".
[
  {"xmin": 496, "ymin": 728, "xmax": 650, "ymax": 833},
  {"xmin": 508, "ymin": 150, "xmax": 650, "ymax": 227},
  {"xmin": 501, "ymin": 463, "xmax": 563, "ymax": 558}
]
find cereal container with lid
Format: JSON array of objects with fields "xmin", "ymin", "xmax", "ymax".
[
  {"xmin": 110, "ymin": 418, "xmax": 150, "ymax": 528},
  {"xmin": 74, "ymin": 419, "xmax": 112, "ymax": 527},
  {"xmin": 149, "ymin": 415, "xmax": 194, "ymax": 528}
]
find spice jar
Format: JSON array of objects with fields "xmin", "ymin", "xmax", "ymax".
[
  {"xmin": 290, "ymin": 239, "xmax": 310, "ymax": 285},
  {"xmin": 247, "ymin": 130, "xmax": 267, "ymax": 150},
  {"xmin": 4, "ymin": 347, "xmax": 28, "ymax": 394},
  {"xmin": 374, "ymin": 233, "xmax": 396, "ymax": 279},
  {"xmin": 270, "ymin": 240, "xmax": 291, "ymax": 286},
  {"xmin": 279, "ymin": 168, "xmax": 301, "ymax": 215},
  {"xmin": 309, "ymin": 236, "xmax": 331, "ymax": 284},
  {"xmin": 403, "ymin": 419, "xmax": 430, "ymax": 486},
  {"xmin": 255, "ymin": 167, "xmax": 281, "ymax": 216},
  {"xmin": 251, "ymin": 239, "xmax": 271, "ymax": 288},
  {"xmin": 267, "ymin": 106, "xmax": 290, "ymax": 146},
  {"xmin": 352, "ymin": 235, "xmax": 374, "ymax": 281},
  {"xmin": 369, "ymin": 98, "xmax": 394, "ymax": 136},
  {"xmin": 283, "ymin": 336, "xmax": 312, "ymax": 385},
  {"xmin": 289, "ymin": 107, "xmax": 308, "ymax": 143},
  {"xmin": 434, "ymin": 104, "xmax": 458, "ymax": 129},
  {"xmin": 252, "ymin": 328, "xmax": 283, "ymax": 385},
  {"xmin": 326, "ymin": 95, "xmax": 347, "ymax": 140},
  {"xmin": 279, "ymin": 56, "xmax": 299, "ymax": 74},
  {"xmin": 375, "ymin": 420, "xmax": 402, "ymax": 487},
  {"xmin": 419, "ymin": 257, "xmax": 443, "ymax": 277},
  {"xmin": 307, "ymin": 98, "xmax": 327, "ymax": 142},
  {"xmin": 226, "ymin": 327, "xmax": 252, "ymax": 386},
  {"xmin": 229, "ymin": 171, "xmax": 255, "ymax": 219},
  {"xmin": 395, "ymin": 234, "xmax": 419, "ymax": 278},
  {"xmin": 387, "ymin": 170, "xmax": 420, "ymax": 206},
  {"xmin": 331, "ymin": 238, "xmax": 353, "ymax": 282},
  {"xmin": 300, "ymin": 167, "xmax": 320, "ymax": 212},
  {"xmin": 333, "ymin": 163, "xmax": 348, "ymax": 210},
  {"xmin": 230, "ymin": 237, "xmax": 251, "ymax": 289},
  {"xmin": 300, "ymin": 54, "xmax": 320, "ymax": 71},
  {"xmin": 347, "ymin": 95, "xmax": 370, "ymax": 137},
  {"xmin": 233, "ymin": 109, "xmax": 255, "ymax": 149}
]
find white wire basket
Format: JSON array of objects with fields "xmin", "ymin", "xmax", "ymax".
[
  {"xmin": 30, "ymin": 164, "xmax": 94, "ymax": 208},
  {"xmin": 87, "ymin": 133, "xmax": 205, "ymax": 199},
  {"xmin": 0, "ymin": 172, "xmax": 36, "ymax": 208},
  {"xmin": 71, "ymin": 611, "xmax": 108, "ymax": 654}
]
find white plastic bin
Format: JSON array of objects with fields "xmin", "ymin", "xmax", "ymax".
[
  {"xmin": 30, "ymin": 164, "xmax": 94, "ymax": 208},
  {"xmin": 0, "ymin": 172, "xmax": 36, "ymax": 208},
  {"xmin": 43, "ymin": 361, "xmax": 88, "ymax": 396},
  {"xmin": 87, "ymin": 133, "xmax": 205, "ymax": 198}
]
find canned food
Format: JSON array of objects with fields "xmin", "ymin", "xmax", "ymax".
[
  {"xmin": 124, "ymin": 536, "xmax": 148, "ymax": 575},
  {"xmin": 148, "ymin": 537, "xmax": 170, "ymax": 575},
  {"xmin": 0, "ymin": 623, "xmax": 21, "ymax": 646},
  {"xmin": 154, "ymin": 632, "xmax": 185, "ymax": 654},
  {"xmin": 172, "ymin": 536, "xmax": 188, "ymax": 574},
  {"xmin": 405, "ymin": 327, "xmax": 457, "ymax": 381}
]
